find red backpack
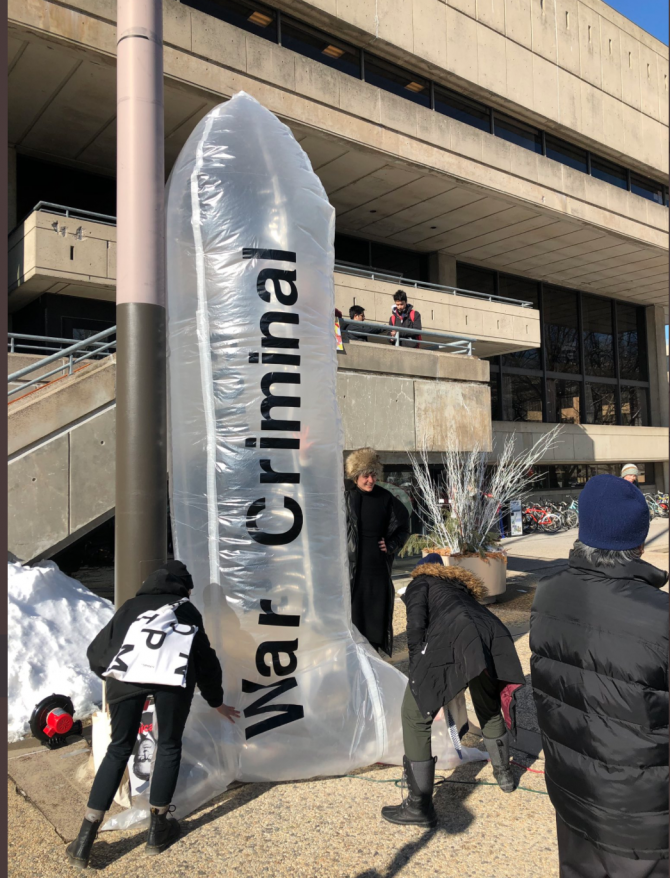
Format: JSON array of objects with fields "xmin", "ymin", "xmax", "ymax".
[{"xmin": 390, "ymin": 309, "xmax": 421, "ymax": 344}]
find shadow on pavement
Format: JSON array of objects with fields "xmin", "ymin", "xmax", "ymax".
[
  {"xmin": 353, "ymin": 760, "xmax": 487, "ymax": 878},
  {"xmin": 89, "ymin": 780, "xmax": 274, "ymax": 870}
]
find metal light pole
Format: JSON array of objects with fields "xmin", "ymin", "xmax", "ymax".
[{"xmin": 114, "ymin": 0, "xmax": 167, "ymax": 606}]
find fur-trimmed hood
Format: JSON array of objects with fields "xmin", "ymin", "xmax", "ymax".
[
  {"xmin": 411, "ymin": 562, "xmax": 488, "ymax": 602},
  {"xmin": 345, "ymin": 447, "xmax": 383, "ymax": 481}
]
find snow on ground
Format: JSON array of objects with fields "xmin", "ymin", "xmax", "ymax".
[{"xmin": 8, "ymin": 560, "xmax": 114, "ymax": 742}]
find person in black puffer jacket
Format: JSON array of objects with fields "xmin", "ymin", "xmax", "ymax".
[
  {"xmin": 381, "ymin": 553, "xmax": 525, "ymax": 828},
  {"xmin": 66, "ymin": 561, "xmax": 239, "ymax": 870},
  {"xmin": 530, "ymin": 474, "xmax": 668, "ymax": 877}
]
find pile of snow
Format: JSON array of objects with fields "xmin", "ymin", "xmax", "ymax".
[{"xmin": 8, "ymin": 560, "xmax": 114, "ymax": 742}]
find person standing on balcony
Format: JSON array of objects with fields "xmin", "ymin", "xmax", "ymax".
[
  {"xmin": 389, "ymin": 290, "xmax": 422, "ymax": 348},
  {"xmin": 345, "ymin": 448, "xmax": 410, "ymax": 656},
  {"xmin": 348, "ymin": 305, "xmax": 385, "ymax": 342}
]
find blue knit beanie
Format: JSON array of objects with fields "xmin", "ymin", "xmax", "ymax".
[
  {"xmin": 419, "ymin": 552, "xmax": 444, "ymax": 566},
  {"xmin": 578, "ymin": 474, "xmax": 649, "ymax": 550}
]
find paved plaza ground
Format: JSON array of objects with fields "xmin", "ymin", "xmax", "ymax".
[{"xmin": 8, "ymin": 521, "xmax": 668, "ymax": 877}]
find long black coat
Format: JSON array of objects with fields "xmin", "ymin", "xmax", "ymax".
[
  {"xmin": 403, "ymin": 563, "xmax": 524, "ymax": 724},
  {"xmin": 87, "ymin": 567, "xmax": 224, "ymax": 708},
  {"xmin": 530, "ymin": 552, "xmax": 669, "ymax": 861},
  {"xmin": 345, "ymin": 484, "xmax": 410, "ymax": 656}
]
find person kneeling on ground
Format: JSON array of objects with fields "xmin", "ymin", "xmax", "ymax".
[
  {"xmin": 66, "ymin": 561, "xmax": 240, "ymax": 869},
  {"xmin": 530, "ymin": 474, "xmax": 668, "ymax": 877},
  {"xmin": 382, "ymin": 554, "xmax": 525, "ymax": 828}
]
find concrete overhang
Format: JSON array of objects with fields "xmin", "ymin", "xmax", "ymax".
[
  {"xmin": 8, "ymin": 209, "xmax": 116, "ymax": 311},
  {"xmin": 9, "ymin": 1, "xmax": 668, "ymax": 318}
]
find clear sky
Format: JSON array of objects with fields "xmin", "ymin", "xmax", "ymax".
[{"xmin": 604, "ymin": 2, "xmax": 669, "ymax": 45}]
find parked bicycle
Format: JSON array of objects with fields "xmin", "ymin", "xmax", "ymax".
[{"xmin": 522, "ymin": 503, "xmax": 563, "ymax": 534}]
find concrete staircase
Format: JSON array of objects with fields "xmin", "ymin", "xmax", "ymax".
[{"xmin": 8, "ymin": 355, "xmax": 116, "ymax": 562}]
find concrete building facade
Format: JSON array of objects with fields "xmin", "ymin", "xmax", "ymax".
[{"xmin": 7, "ymin": 0, "xmax": 669, "ymax": 557}]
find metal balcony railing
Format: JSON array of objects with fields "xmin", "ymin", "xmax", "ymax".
[
  {"xmin": 8, "ymin": 328, "xmax": 117, "ymax": 400},
  {"xmin": 15, "ymin": 203, "xmax": 533, "ymax": 309},
  {"xmin": 339, "ymin": 318, "xmax": 474, "ymax": 355}
]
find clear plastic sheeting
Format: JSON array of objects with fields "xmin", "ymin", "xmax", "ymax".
[{"xmin": 104, "ymin": 93, "xmax": 484, "ymax": 829}]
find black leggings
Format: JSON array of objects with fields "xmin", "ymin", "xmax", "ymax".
[{"xmin": 88, "ymin": 688, "xmax": 193, "ymax": 811}]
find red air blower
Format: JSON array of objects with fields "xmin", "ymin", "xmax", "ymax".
[{"xmin": 30, "ymin": 694, "xmax": 83, "ymax": 750}]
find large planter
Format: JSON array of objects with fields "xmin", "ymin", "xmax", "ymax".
[{"xmin": 422, "ymin": 547, "xmax": 507, "ymax": 604}]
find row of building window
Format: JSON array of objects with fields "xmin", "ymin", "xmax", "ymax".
[
  {"xmin": 457, "ymin": 264, "xmax": 652, "ymax": 427},
  {"xmin": 528, "ymin": 461, "xmax": 654, "ymax": 491},
  {"xmin": 384, "ymin": 462, "xmax": 655, "ymax": 497},
  {"xmin": 181, "ymin": 0, "xmax": 669, "ymax": 208}
]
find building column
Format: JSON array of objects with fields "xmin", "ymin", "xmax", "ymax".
[
  {"xmin": 9, "ymin": 145, "xmax": 17, "ymax": 231},
  {"xmin": 428, "ymin": 252, "xmax": 457, "ymax": 287},
  {"xmin": 646, "ymin": 304, "xmax": 668, "ymax": 429},
  {"xmin": 645, "ymin": 304, "xmax": 668, "ymax": 492}
]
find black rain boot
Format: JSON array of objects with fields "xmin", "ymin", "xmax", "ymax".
[
  {"xmin": 381, "ymin": 756, "xmax": 437, "ymax": 828},
  {"xmin": 484, "ymin": 732, "xmax": 515, "ymax": 793},
  {"xmin": 145, "ymin": 806, "xmax": 181, "ymax": 855},
  {"xmin": 66, "ymin": 817, "xmax": 101, "ymax": 869}
]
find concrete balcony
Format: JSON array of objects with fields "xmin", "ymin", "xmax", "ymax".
[
  {"xmin": 8, "ymin": 206, "xmax": 116, "ymax": 312},
  {"xmin": 334, "ymin": 270, "xmax": 541, "ymax": 359},
  {"xmin": 9, "ymin": 207, "xmax": 541, "ymax": 361}
]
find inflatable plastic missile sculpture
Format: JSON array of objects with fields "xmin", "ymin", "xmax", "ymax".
[{"xmin": 103, "ymin": 93, "xmax": 484, "ymax": 829}]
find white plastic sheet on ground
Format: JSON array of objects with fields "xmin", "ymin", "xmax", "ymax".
[
  {"xmin": 104, "ymin": 93, "xmax": 484, "ymax": 828},
  {"xmin": 7, "ymin": 560, "xmax": 114, "ymax": 742}
]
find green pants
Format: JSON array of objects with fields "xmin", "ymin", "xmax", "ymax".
[{"xmin": 401, "ymin": 672, "xmax": 506, "ymax": 762}]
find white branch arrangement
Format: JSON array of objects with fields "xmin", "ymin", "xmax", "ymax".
[{"xmin": 408, "ymin": 425, "xmax": 563, "ymax": 557}]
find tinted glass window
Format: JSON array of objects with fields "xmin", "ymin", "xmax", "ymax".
[
  {"xmin": 494, "ymin": 114, "xmax": 542, "ymax": 153},
  {"xmin": 538, "ymin": 464, "xmax": 587, "ymax": 489},
  {"xmin": 620, "ymin": 386, "xmax": 649, "ymax": 427},
  {"xmin": 500, "ymin": 276, "xmax": 541, "ymax": 369},
  {"xmin": 281, "ymin": 17, "xmax": 360, "ymax": 78},
  {"xmin": 370, "ymin": 242, "xmax": 429, "ymax": 281},
  {"xmin": 582, "ymin": 295, "xmax": 614, "ymax": 378},
  {"xmin": 334, "ymin": 234, "xmax": 370, "ymax": 268},
  {"xmin": 434, "ymin": 86, "xmax": 490, "ymax": 132},
  {"xmin": 16, "ymin": 155, "xmax": 116, "ymax": 222},
  {"xmin": 183, "ymin": 0, "xmax": 278, "ymax": 41},
  {"xmin": 545, "ymin": 135, "xmax": 588, "ymax": 173},
  {"xmin": 489, "ymin": 370, "xmax": 501, "ymax": 421},
  {"xmin": 363, "ymin": 55, "xmax": 430, "ymax": 107},
  {"xmin": 457, "ymin": 264, "xmax": 496, "ymax": 297},
  {"xmin": 630, "ymin": 174, "xmax": 664, "ymax": 205},
  {"xmin": 584, "ymin": 383, "xmax": 617, "ymax": 424},
  {"xmin": 617, "ymin": 302, "xmax": 647, "ymax": 381},
  {"xmin": 543, "ymin": 286, "xmax": 579, "ymax": 373},
  {"xmin": 502, "ymin": 374, "xmax": 543, "ymax": 421},
  {"xmin": 546, "ymin": 378, "xmax": 581, "ymax": 424},
  {"xmin": 591, "ymin": 156, "xmax": 627, "ymax": 189}
]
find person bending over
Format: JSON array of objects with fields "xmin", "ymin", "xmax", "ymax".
[
  {"xmin": 382, "ymin": 553, "xmax": 524, "ymax": 828},
  {"xmin": 66, "ymin": 561, "xmax": 239, "ymax": 869}
]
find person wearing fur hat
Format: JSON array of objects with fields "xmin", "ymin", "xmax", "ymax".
[
  {"xmin": 381, "ymin": 553, "xmax": 525, "ymax": 828},
  {"xmin": 531, "ymin": 474, "xmax": 668, "ymax": 877},
  {"xmin": 344, "ymin": 448, "xmax": 410, "ymax": 656}
]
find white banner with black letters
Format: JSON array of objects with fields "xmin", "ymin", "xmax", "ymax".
[{"xmin": 103, "ymin": 599, "xmax": 198, "ymax": 688}]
